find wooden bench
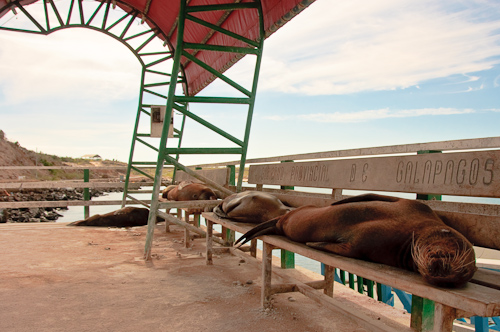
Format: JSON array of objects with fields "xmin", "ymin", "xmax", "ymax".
[
  {"xmin": 162, "ymin": 167, "xmax": 232, "ymax": 248},
  {"xmin": 202, "ymin": 148, "xmax": 500, "ymax": 332}
]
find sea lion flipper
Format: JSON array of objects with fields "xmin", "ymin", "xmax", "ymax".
[
  {"xmin": 235, "ymin": 217, "xmax": 280, "ymax": 246},
  {"xmin": 331, "ymin": 193, "xmax": 400, "ymax": 206},
  {"xmin": 213, "ymin": 203, "xmax": 229, "ymax": 219},
  {"xmin": 306, "ymin": 242, "xmax": 354, "ymax": 256}
]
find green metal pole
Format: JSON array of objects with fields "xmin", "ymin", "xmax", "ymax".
[
  {"xmin": 83, "ymin": 169, "xmax": 90, "ymax": 219},
  {"xmin": 122, "ymin": 67, "xmax": 146, "ymax": 207},
  {"xmin": 144, "ymin": 0, "xmax": 187, "ymax": 260},
  {"xmin": 237, "ymin": 0, "xmax": 265, "ymax": 191},
  {"xmin": 172, "ymin": 114, "xmax": 187, "ymax": 183},
  {"xmin": 280, "ymin": 159, "xmax": 295, "ymax": 268}
]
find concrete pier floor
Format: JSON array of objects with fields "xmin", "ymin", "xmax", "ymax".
[{"xmin": 0, "ymin": 222, "xmax": 408, "ymax": 332}]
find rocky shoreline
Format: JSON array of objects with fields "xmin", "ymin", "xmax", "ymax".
[{"xmin": 0, "ymin": 188, "xmax": 122, "ymax": 223}]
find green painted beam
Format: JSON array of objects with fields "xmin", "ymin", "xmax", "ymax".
[
  {"xmin": 182, "ymin": 50, "xmax": 252, "ymax": 97},
  {"xmin": 124, "ymin": 28, "xmax": 155, "ymax": 41},
  {"xmin": 145, "ymin": 69, "xmax": 173, "ymax": 76},
  {"xmin": 183, "ymin": 42, "xmax": 259, "ymax": 55},
  {"xmin": 172, "ymin": 103, "xmax": 244, "ymax": 146},
  {"xmin": 174, "ymin": 96, "xmax": 251, "ymax": 104},
  {"xmin": 119, "ymin": 11, "xmax": 138, "ymax": 39},
  {"xmin": 105, "ymin": 12, "xmax": 129, "ymax": 31},
  {"xmin": 48, "ymin": 0, "xmax": 64, "ymax": 27},
  {"xmin": 136, "ymin": 137, "xmax": 159, "ymax": 152},
  {"xmin": 101, "ymin": 0, "xmax": 111, "ymax": 29},
  {"xmin": 85, "ymin": 0, "xmax": 105, "ymax": 26},
  {"xmin": 143, "ymin": 89, "xmax": 168, "ymax": 100},
  {"xmin": 165, "ymin": 148, "xmax": 243, "ymax": 155},
  {"xmin": 186, "ymin": 14, "xmax": 259, "ymax": 47}
]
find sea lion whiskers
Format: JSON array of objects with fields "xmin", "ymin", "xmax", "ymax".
[
  {"xmin": 412, "ymin": 235, "xmax": 475, "ymax": 283},
  {"xmin": 448, "ymin": 244, "xmax": 476, "ymax": 274}
]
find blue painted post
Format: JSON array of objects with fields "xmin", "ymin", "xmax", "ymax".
[
  {"xmin": 377, "ymin": 283, "xmax": 394, "ymax": 306},
  {"xmin": 472, "ymin": 316, "xmax": 489, "ymax": 332}
]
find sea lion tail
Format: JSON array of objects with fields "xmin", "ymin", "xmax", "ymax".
[{"xmin": 235, "ymin": 217, "xmax": 280, "ymax": 246}]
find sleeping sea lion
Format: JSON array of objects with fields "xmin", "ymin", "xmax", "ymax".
[
  {"xmin": 236, "ymin": 193, "xmax": 477, "ymax": 287},
  {"xmin": 162, "ymin": 181, "xmax": 218, "ymax": 201},
  {"xmin": 67, "ymin": 207, "xmax": 162, "ymax": 227},
  {"xmin": 213, "ymin": 191, "xmax": 293, "ymax": 224},
  {"xmin": 162, "ymin": 181, "xmax": 218, "ymax": 214}
]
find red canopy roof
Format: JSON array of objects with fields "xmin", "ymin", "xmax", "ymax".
[{"xmin": 0, "ymin": 0, "xmax": 314, "ymax": 96}]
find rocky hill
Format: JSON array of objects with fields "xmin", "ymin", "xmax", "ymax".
[{"xmin": 0, "ymin": 130, "xmax": 127, "ymax": 182}]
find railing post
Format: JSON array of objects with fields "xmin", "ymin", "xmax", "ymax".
[
  {"xmin": 410, "ymin": 150, "xmax": 442, "ymax": 331},
  {"xmin": 83, "ymin": 169, "xmax": 90, "ymax": 219},
  {"xmin": 227, "ymin": 165, "xmax": 236, "ymax": 187},
  {"xmin": 280, "ymin": 160, "xmax": 295, "ymax": 269}
]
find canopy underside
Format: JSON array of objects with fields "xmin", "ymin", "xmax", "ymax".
[{"xmin": 0, "ymin": 0, "xmax": 315, "ymax": 96}]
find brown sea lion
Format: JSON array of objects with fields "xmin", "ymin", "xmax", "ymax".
[
  {"xmin": 162, "ymin": 181, "xmax": 218, "ymax": 201},
  {"xmin": 213, "ymin": 191, "xmax": 293, "ymax": 224},
  {"xmin": 237, "ymin": 194, "xmax": 477, "ymax": 287},
  {"xmin": 67, "ymin": 207, "xmax": 162, "ymax": 227},
  {"xmin": 162, "ymin": 181, "xmax": 218, "ymax": 214}
]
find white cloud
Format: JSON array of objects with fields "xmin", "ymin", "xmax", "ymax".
[
  {"xmin": 0, "ymin": 26, "xmax": 141, "ymax": 104},
  {"xmin": 263, "ymin": 108, "xmax": 475, "ymax": 123},
  {"xmin": 258, "ymin": 0, "xmax": 500, "ymax": 95}
]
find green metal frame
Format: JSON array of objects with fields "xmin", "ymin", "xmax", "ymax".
[
  {"xmin": 143, "ymin": 0, "xmax": 266, "ymax": 259},
  {"xmin": 0, "ymin": 0, "xmax": 188, "ymax": 215}
]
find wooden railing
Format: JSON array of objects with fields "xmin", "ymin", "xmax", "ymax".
[{"xmin": 0, "ymin": 166, "xmax": 150, "ymax": 217}]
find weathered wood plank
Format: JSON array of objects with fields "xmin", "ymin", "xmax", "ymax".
[
  {"xmin": 158, "ymin": 200, "xmax": 220, "ymax": 210},
  {"xmin": 0, "ymin": 166, "xmax": 128, "ymax": 170},
  {"xmin": 436, "ymin": 211, "xmax": 500, "ymax": 250},
  {"xmin": 469, "ymin": 269, "xmax": 500, "ymax": 291},
  {"xmin": 175, "ymin": 168, "xmax": 230, "ymax": 187},
  {"xmin": 0, "ymin": 181, "xmax": 141, "ymax": 190},
  {"xmin": 246, "ymin": 187, "xmax": 500, "ymax": 216},
  {"xmin": 249, "ymin": 151, "xmax": 500, "ymax": 198},
  {"xmin": 0, "ymin": 199, "xmax": 152, "ymax": 209},
  {"xmin": 191, "ymin": 136, "xmax": 500, "ymax": 168}
]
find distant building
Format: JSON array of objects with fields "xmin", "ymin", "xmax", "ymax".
[{"xmin": 81, "ymin": 154, "xmax": 102, "ymax": 161}]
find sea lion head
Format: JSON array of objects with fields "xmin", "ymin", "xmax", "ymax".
[
  {"xmin": 412, "ymin": 227, "xmax": 477, "ymax": 287},
  {"xmin": 162, "ymin": 185, "xmax": 177, "ymax": 199},
  {"xmin": 162, "ymin": 181, "xmax": 218, "ymax": 201},
  {"xmin": 214, "ymin": 191, "xmax": 292, "ymax": 224}
]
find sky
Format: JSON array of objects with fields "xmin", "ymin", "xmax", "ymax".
[{"xmin": 1, "ymin": 0, "xmax": 500, "ymax": 166}]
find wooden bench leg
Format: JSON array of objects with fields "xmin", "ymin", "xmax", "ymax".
[
  {"xmin": 250, "ymin": 239, "xmax": 257, "ymax": 258},
  {"xmin": 323, "ymin": 264, "xmax": 334, "ymax": 297},
  {"xmin": 164, "ymin": 208, "xmax": 171, "ymax": 232},
  {"xmin": 261, "ymin": 242, "xmax": 273, "ymax": 308},
  {"xmin": 206, "ymin": 219, "xmax": 213, "ymax": 265},
  {"xmin": 432, "ymin": 303, "xmax": 456, "ymax": 332},
  {"xmin": 410, "ymin": 296, "xmax": 456, "ymax": 332},
  {"xmin": 194, "ymin": 214, "xmax": 200, "ymax": 227},
  {"xmin": 184, "ymin": 211, "xmax": 190, "ymax": 248}
]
